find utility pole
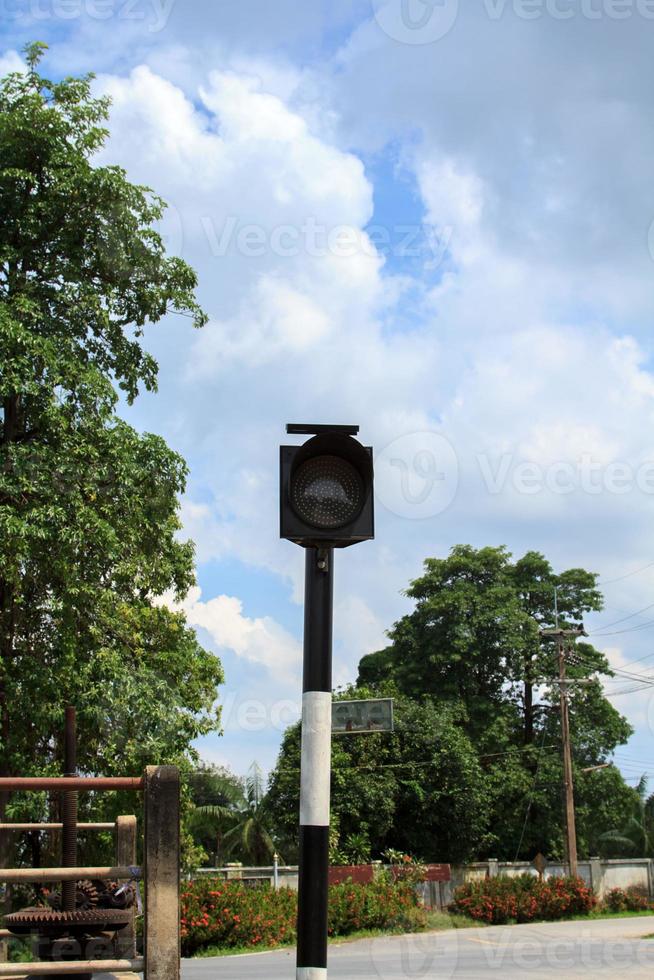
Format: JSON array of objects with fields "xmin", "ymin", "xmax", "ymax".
[{"xmin": 540, "ymin": 625, "xmax": 585, "ymax": 878}]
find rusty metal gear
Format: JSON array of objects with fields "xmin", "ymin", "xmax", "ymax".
[
  {"xmin": 75, "ymin": 880, "xmax": 99, "ymax": 910},
  {"xmin": 4, "ymin": 906, "xmax": 132, "ymax": 938},
  {"xmin": 47, "ymin": 879, "xmax": 100, "ymax": 912},
  {"xmin": 100, "ymin": 880, "xmax": 136, "ymax": 910}
]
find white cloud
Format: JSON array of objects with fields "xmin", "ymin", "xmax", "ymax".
[
  {"xmin": 8, "ymin": 10, "xmax": 654, "ymax": 771},
  {"xmin": 174, "ymin": 586, "xmax": 301, "ymax": 681},
  {"xmin": 0, "ymin": 51, "xmax": 24, "ymax": 76}
]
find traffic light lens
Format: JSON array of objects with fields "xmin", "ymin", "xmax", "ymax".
[{"xmin": 292, "ymin": 455, "xmax": 363, "ymax": 529}]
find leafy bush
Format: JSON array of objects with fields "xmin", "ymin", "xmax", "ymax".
[
  {"xmin": 382, "ymin": 851, "xmax": 428, "ymax": 888},
  {"xmin": 604, "ymin": 886, "xmax": 651, "ymax": 913},
  {"xmin": 452, "ymin": 874, "xmax": 596, "ymax": 925},
  {"xmin": 181, "ymin": 876, "xmax": 427, "ymax": 955},
  {"xmin": 181, "ymin": 880, "xmax": 296, "ymax": 955},
  {"xmin": 329, "ymin": 879, "xmax": 427, "ymax": 936}
]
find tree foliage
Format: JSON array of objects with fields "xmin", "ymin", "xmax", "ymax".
[
  {"xmin": 188, "ymin": 763, "xmax": 277, "ymax": 866},
  {"xmin": 267, "ymin": 686, "xmax": 491, "ymax": 864},
  {"xmin": 353, "ymin": 546, "xmax": 637, "ymax": 860},
  {"xmin": 0, "ymin": 45, "xmax": 222, "ymax": 822}
]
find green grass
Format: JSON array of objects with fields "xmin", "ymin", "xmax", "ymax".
[{"xmin": 576, "ymin": 908, "xmax": 654, "ymax": 922}]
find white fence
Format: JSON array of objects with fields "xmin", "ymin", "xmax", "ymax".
[
  {"xmin": 193, "ymin": 857, "xmax": 654, "ymax": 909},
  {"xmin": 425, "ymin": 858, "xmax": 654, "ymax": 909}
]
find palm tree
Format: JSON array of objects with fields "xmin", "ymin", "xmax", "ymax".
[
  {"xmin": 187, "ymin": 764, "xmax": 248, "ymax": 865},
  {"xmin": 191, "ymin": 762, "xmax": 277, "ymax": 866},
  {"xmin": 599, "ymin": 777, "xmax": 654, "ymax": 857}
]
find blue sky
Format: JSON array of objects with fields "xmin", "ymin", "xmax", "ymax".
[{"xmin": 4, "ymin": 2, "xmax": 654, "ymax": 794}]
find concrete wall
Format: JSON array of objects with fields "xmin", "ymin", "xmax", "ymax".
[
  {"xmin": 194, "ymin": 864, "xmax": 300, "ymax": 890},
  {"xmin": 430, "ymin": 858, "xmax": 654, "ymax": 908},
  {"xmin": 193, "ymin": 858, "xmax": 654, "ymax": 907}
]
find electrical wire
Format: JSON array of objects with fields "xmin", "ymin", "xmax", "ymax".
[
  {"xmin": 587, "ymin": 600, "xmax": 654, "ymax": 633},
  {"xmin": 597, "ymin": 562, "xmax": 654, "ymax": 586},
  {"xmin": 513, "ymin": 724, "xmax": 550, "ymax": 863},
  {"xmin": 567, "ymin": 649, "xmax": 654, "ymax": 685},
  {"xmin": 591, "ymin": 618, "xmax": 654, "ymax": 637},
  {"xmin": 276, "ymin": 745, "xmax": 560, "ymax": 776},
  {"xmin": 607, "ymin": 649, "xmax": 654, "ymax": 670}
]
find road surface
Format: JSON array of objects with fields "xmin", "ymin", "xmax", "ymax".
[{"xmin": 181, "ymin": 916, "xmax": 654, "ymax": 979}]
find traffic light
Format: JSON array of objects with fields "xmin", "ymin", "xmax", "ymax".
[{"xmin": 280, "ymin": 424, "xmax": 374, "ymax": 548}]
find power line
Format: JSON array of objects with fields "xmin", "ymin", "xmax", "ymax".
[
  {"xmin": 597, "ymin": 561, "xmax": 654, "ymax": 586},
  {"xmin": 513, "ymin": 724, "xmax": 550, "ymax": 863},
  {"xmin": 604, "ymin": 685, "xmax": 654, "ymax": 697},
  {"xmin": 608, "ymin": 649, "xmax": 654, "ymax": 670},
  {"xmin": 591, "ymin": 620, "xmax": 654, "ymax": 637},
  {"xmin": 277, "ymin": 745, "xmax": 561, "ymax": 776},
  {"xmin": 588, "ymin": 600, "xmax": 654, "ymax": 633},
  {"xmin": 568, "ymin": 649, "xmax": 654, "ymax": 685}
]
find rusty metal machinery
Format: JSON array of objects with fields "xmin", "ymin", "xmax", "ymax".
[
  {"xmin": 5, "ymin": 907, "xmax": 133, "ymax": 937},
  {"xmin": 3, "ymin": 708, "xmax": 136, "ymax": 978}
]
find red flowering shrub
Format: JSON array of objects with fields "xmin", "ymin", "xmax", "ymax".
[
  {"xmin": 328, "ymin": 879, "xmax": 427, "ymax": 936},
  {"xmin": 604, "ymin": 886, "xmax": 651, "ymax": 913},
  {"xmin": 181, "ymin": 876, "xmax": 428, "ymax": 955},
  {"xmin": 181, "ymin": 879, "xmax": 296, "ymax": 955},
  {"xmin": 452, "ymin": 874, "xmax": 596, "ymax": 925}
]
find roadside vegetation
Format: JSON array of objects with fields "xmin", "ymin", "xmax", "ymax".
[{"xmin": 179, "ymin": 869, "xmax": 654, "ymax": 957}]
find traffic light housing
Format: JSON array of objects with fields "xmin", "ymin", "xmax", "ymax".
[{"xmin": 280, "ymin": 424, "xmax": 374, "ymax": 548}]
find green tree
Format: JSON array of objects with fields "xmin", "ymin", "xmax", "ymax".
[
  {"xmin": 0, "ymin": 44, "xmax": 222, "ymax": 835},
  {"xmin": 191, "ymin": 763, "xmax": 277, "ymax": 866},
  {"xmin": 598, "ymin": 776, "xmax": 654, "ymax": 858},
  {"xmin": 186, "ymin": 764, "xmax": 247, "ymax": 866},
  {"xmin": 359, "ymin": 546, "xmax": 607, "ymax": 747},
  {"xmin": 267, "ymin": 686, "xmax": 491, "ymax": 864},
  {"xmin": 356, "ymin": 546, "xmax": 635, "ymax": 860}
]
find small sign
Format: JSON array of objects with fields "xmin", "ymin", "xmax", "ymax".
[
  {"xmin": 332, "ymin": 698, "xmax": 394, "ymax": 735},
  {"xmin": 532, "ymin": 853, "xmax": 548, "ymax": 878}
]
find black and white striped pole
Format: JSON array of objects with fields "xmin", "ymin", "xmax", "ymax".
[
  {"xmin": 280, "ymin": 424, "xmax": 374, "ymax": 980},
  {"xmin": 297, "ymin": 545, "xmax": 333, "ymax": 978}
]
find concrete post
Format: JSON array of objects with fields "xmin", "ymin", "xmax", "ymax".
[
  {"xmin": 116, "ymin": 815, "xmax": 138, "ymax": 958},
  {"xmin": 487, "ymin": 859, "xmax": 499, "ymax": 879},
  {"xmin": 589, "ymin": 857, "xmax": 601, "ymax": 898},
  {"xmin": 144, "ymin": 766, "xmax": 180, "ymax": 980}
]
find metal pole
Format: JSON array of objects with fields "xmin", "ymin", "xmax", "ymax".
[
  {"xmin": 61, "ymin": 706, "xmax": 78, "ymax": 912},
  {"xmin": 558, "ymin": 638, "xmax": 578, "ymax": 877},
  {"xmin": 296, "ymin": 547, "xmax": 333, "ymax": 980},
  {"xmin": 115, "ymin": 816, "xmax": 138, "ymax": 958},
  {"xmin": 0, "ymin": 778, "xmax": 143, "ymax": 791}
]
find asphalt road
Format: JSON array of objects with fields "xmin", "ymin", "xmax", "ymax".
[{"xmin": 181, "ymin": 916, "xmax": 654, "ymax": 979}]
